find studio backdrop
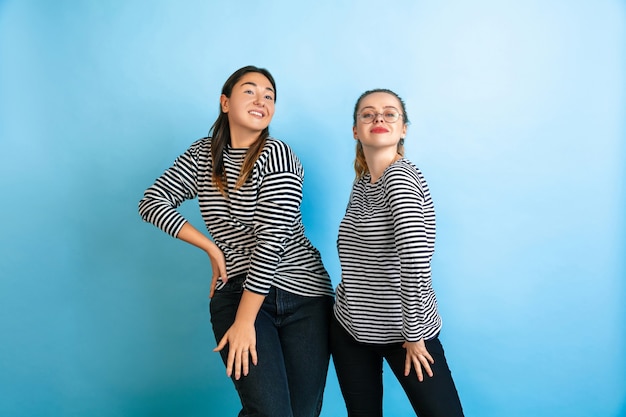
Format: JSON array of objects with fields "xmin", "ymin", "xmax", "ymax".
[{"xmin": 0, "ymin": 1, "xmax": 624, "ymax": 416}]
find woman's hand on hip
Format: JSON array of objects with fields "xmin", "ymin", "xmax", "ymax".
[
  {"xmin": 207, "ymin": 243, "xmax": 227, "ymax": 298},
  {"xmin": 403, "ymin": 339, "xmax": 434, "ymax": 381},
  {"xmin": 174, "ymin": 222, "xmax": 227, "ymax": 298}
]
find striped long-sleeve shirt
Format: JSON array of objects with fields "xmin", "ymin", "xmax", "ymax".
[
  {"xmin": 139, "ymin": 137, "xmax": 334, "ymax": 298},
  {"xmin": 334, "ymin": 159, "xmax": 442, "ymax": 343}
]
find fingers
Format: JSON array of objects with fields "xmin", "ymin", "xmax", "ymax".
[
  {"xmin": 209, "ymin": 275, "xmax": 218, "ymax": 298},
  {"xmin": 407, "ymin": 353, "xmax": 429, "ymax": 381},
  {"xmin": 419, "ymin": 355, "xmax": 434, "ymax": 379},
  {"xmin": 228, "ymin": 347, "xmax": 257, "ymax": 380},
  {"xmin": 249, "ymin": 346, "xmax": 258, "ymax": 366},
  {"xmin": 405, "ymin": 351, "xmax": 424, "ymax": 381},
  {"xmin": 219, "ymin": 270, "xmax": 228, "ymax": 283},
  {"xmin": 207, "ymin": 247, "xmax": 227, "ymax": 298},
  {"xmin": 234, "ymin": 348, "xmax": 248, "ymax": 380},
  {"xmin": 213, "ymin": 337, "xmax": 257, "ymax": 380},
  {"xmin": 403, "ymin": 341, "xmax": 435, "ymax": 381},
  {"xmin": 208, "ymin": 269, "xmax": 227, "ymax": 298},
  {"xmin": 213, "ymin": 335, "xmax": 227, "ymax": 352},
  {"xmin": 404, "ymin": 349, "xmax": 411, "ymax": 377},
  {"xmin": 226, "ymin": 347, "xmax": 235, "ymax": 378}
]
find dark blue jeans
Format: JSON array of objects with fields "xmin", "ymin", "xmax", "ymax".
[
  {"xmin": 330, "ymin": 315, "xmax": 464, "ymax": 417},
  {"xmin": 210, "ymin": 275, "xmax": 334, "ymax": 417}
]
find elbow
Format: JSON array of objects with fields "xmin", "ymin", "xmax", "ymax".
[{"xmin": 137, "ymin": 197, "xmax": 152, "ymax": 222}]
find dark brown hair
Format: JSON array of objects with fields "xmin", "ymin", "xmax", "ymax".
[
  {"xmin": 209, "ymin": 65, "xmax": 277, "ymax": 196},
  {"xmin": 352, "ymin": 89, "xmax": 409, "ymax": 179}
]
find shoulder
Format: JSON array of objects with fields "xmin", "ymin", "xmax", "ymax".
[
  {"xmin": 186, "ymin": 137, "xmax": 211, "ymax": 157},
  {"xmin": 383, "ymin": 159, "xmax": 428, "ymax": 195},
  {"xmin": 169, "ymin": 137, "xmax": 210, "ymax": 167},
  {"xmin": 259, "ymin": 137, "xmax": 303, "ymax": 174},
  {"xmin": 385, "ymin": 159, "xmax": 423, "ymax": 183},
  {"xmin": 264, "ymin": 137, "xmax": 296, "ymax": 157}
]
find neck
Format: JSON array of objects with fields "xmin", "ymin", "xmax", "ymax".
[
  {"xmin": 364, "ymin": 147, "xmax": 401, "ymax": 183},
  {"xmin": 230, "ymin": 126, "xmax": 262, "ymax": 149}
]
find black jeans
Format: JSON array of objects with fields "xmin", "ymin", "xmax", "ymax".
[
  {"xmin": 330, "ymin": 315, "xmax": 464, "ymax": 417},
  {"xmin": 210, "ymin": 275, "xmax": 334, "ymax": 417}
]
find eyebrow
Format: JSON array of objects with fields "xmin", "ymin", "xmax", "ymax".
[
  {"xmin": 360, "ymin": 105, "xmax": 400, "ymax": 111},
  {"xmin": 240, "ymin": 81, "xmax": 275, "ymax": 94}
]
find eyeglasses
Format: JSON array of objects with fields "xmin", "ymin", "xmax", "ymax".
[{"xmin": 357, "ymin": 109, "xmax": 403, "ymax": 124}]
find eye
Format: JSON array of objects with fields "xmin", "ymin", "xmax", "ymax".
[
  {"xmin": 360, "ymin": 111, "xmax": 375, "ymax": 121},
  {"xmin": 385, "ymin": 111, "xmax": 398, "ymax": 118},
  {"xmin": 264, "ymin": 94, "xmax": 275, "ymax": 101}
]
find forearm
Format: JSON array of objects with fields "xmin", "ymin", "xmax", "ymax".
[
  {"xmin": 177, "ymin": 223, "xmax": 265, "ymax": 316},
  {"xmin": 138, "ymin": 193, "xmax": 188, "ymax": 237},
  {"xmin": 176, "ymin": 221, "xmax": 215, "ymax": 252},
  {"xmin": 235, "ymin": 290, "xmax": 265, "ymax": 325}
]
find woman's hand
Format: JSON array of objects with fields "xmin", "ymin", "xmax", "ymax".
[
  {"xmin": 207, "ymin": 243, "xmax": 227, "ymax": 298},
  {"xmin": 403, "ymin": 339, "xmax": 435, "ymax": 381},
  {"xmin": 213, "ymin": 291, "xmax": 265, "ymax": 380},
  {"xmin": 174, "ymin": 222, "xmax": 227, "ymax": 298},
  {"xmin": 214, "ymin": 320, "xmax": 258, "ymax": 380}
]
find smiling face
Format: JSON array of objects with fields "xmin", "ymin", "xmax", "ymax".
[
  {"xmin": 353, "ymin": 91, "xmax": 407, "ymax": 152},
  {"xmin": 220, "ymin": 71, "xmax": 276, "ymax": 146}
]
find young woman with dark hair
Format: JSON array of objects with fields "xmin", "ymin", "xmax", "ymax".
[{"xmin": 139, "ymin": 65, "xmax": 334, "ymax": 417}]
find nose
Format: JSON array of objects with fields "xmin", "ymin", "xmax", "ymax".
[
  {"xmin": 253, "ymin": 93, "xmax": 266, "ymax": 106},
  {"xmin": 374, "ymin": 113, "xmax": 385, "ymax": 123}
]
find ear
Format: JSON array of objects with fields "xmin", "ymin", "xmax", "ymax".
[
  {"xmin": 353, "ymin": 126, "xmax": 358, "ymax": 140},
  {"xmin": 401, "ymin": 123, "xmax": 407, "ymax": 138},
  {"xmin": 220, "ymin": 94, "xmax": 229, "ymax": 113}
]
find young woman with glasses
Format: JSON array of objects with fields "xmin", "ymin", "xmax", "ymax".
[
  {"xmin": 139, "ymin": 65, "xmax": 334, "ymax": 417},
  {"xmin": 330, "ymin": 89, "xmax": 464, "ymax": 417}
]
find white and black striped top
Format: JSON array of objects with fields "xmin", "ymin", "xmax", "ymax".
[
  {"xmin": 139, "ymin": 137, "xmax": 334, "ymax": 297},
  {"xmin": 334, "ymin": 159, "xmax": 442, "ymax": 344}
]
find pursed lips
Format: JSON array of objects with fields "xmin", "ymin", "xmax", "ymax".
[{"xmin": 370, "ymin": 127, "xmax": 389, "ymax": 133}]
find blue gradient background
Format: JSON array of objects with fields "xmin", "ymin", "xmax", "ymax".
[{"xmin": 1, "ymin": 1, "xmax": 624, "ymax": 416}]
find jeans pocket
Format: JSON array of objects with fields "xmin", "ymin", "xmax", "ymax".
[
  {"xmin": 215, "ymin": 273, "xmax": 245, "ymax": 295},
  {"xmin": 210, "ymin": 274, "xmax": 245, "ymax": 320}
]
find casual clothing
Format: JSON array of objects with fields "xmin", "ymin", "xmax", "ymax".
[
  {"xmin": 331, "ymin": 317, "xmax": 463, "ymax": 417},
  {"xmin": 139, "ymin": 137, "xmax": 334, "ymax": 298},
  {"xmin": 331, "ymin": 159, "xmax": 463, "ymax": 416},
  {"xmin": 211, "ymin": 275, "xmax": 333, "ymax": 417},
  {"xmin": 139, "ymin": 136, "xmax": 334, "ymax": 417},
  {"xmin": 334, "ymin": 158, "xmax": 440, "ymax": 344}
]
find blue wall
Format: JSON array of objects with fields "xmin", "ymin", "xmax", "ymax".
[{"xmin": 1, "ymin": 1, "xmax": 624, "ymax": 416}]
